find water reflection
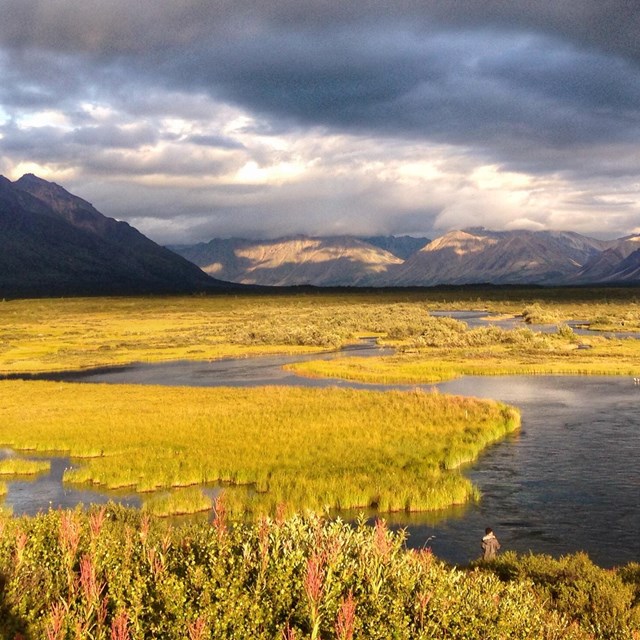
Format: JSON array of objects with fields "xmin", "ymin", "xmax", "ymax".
[
  {"xmin": 414, "ymin": 376, "xmax": 640, "ymax": 567},
  {"xmin": 4, "ymin": 338, "xmax": 391, "ymax": 388}
]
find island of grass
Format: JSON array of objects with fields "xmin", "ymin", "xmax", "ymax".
[
  {"xmin": 0, "ymin": 457, "xmax": 51, "ymax": 477},
  {"xmin": 288, "ymin": 316, "xmax": 640, "ymax": 384},
  {"xmin": 0, "ymin": 380, "xmax": 519, "ymax": 517}
]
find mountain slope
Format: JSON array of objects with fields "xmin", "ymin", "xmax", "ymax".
[
  {"xmin": 386, "ymin": 228, "xmax": 608, "ymax": 286},
  {"xmin": 170, "ymin": 235, "xmax": 403, "ymax": 286},
  {"xmin": 573, "ymin": 235, "xmax": 640, "ymax": 283},
  {"xmin": 0, "ymin": 174, "xmax": 228, "ymax": 297},
  {"xmin": 170, "ymin": 228, "xmax": 640, "ymax": 287},
  {"xmin": 361, "ymin": 235, "xmax": 429, "ymax": 260},
  {"xmin": 611, "ymin": 247, "xmax": 640, "ymax": 281}
]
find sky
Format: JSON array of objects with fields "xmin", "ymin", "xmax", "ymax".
[{"xmin": 1, "ymin": 1, "xmax": 639, "ymax": 244}]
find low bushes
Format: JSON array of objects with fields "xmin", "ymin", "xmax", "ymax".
[
  {"xmin": 2, "ymin": 506, "xmax": 636, "ymax": 639},
  {"xmin": 482, "ymin": 551, "xmax": 640, "ymax": 639}
]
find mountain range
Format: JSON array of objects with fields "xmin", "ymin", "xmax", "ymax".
[
  {"xmin": 170, "ymin": 228, "xmax": 640, "ymax": 287},
  {"xmin": 0, "ymin": 174, "xmax": 229, "ymax": 297},
  {"xmin": 1, "ymin": 174, "xmax": 639, "ymax": 297}
]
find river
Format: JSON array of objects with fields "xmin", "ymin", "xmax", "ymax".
[{"xmin": 2, "ymin": 316, "xmax": 639, "ymax": 567}]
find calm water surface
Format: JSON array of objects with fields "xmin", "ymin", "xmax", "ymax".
[
  {"xmin": 405, "ymin": 375, "xmax": 640, "ymax": 567},
  {"xmin": 4, "ymin": 334, "xmax": 639, "ymax": 567},
  {"xmin": 0, "ymin": 449, "xmax": 141, "ymax": 514}
]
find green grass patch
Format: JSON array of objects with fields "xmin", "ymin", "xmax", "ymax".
[
  {"xmin": 0, "ymin": 457, "xmax": 51, "ymax": 476},
  {"xmin": 142, "ymin": 487, "xmax": 214, "ymax": 517},
  {"xmin": 0, "ymin": 380, "xmax": 519, "ymax": 517}
]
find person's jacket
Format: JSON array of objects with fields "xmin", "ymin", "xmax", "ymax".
[{"xmin": 481, "ymin": 532, "xmax": 500, "ymax": 560}]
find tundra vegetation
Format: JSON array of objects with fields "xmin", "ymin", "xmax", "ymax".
[
  {"xmin": 0, "ymin": 506, "xmax": 639, "ymax": 639},
  {"xmin": 0, "ymin": 381, "xmax": 519, "ymax": 517},
  {"xmin": 0, "ymin": 288, "xmax": 638, "ymax": 374},
  {"xmin": 289, "ymin": 316, "xmax": 640, "ymax": 383},
  {"xmin": 0, "ymin": 290, "xmax": 637, "ymax": 511},
  {"xmin": 0, "ymin": 289, "xmax": 639, "ymax": 638}
]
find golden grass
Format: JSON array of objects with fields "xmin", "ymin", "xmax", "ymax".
[
  {"xmin": 141, "ymin": 487, "xmax": 214, "ymax": 517},
  {"xmin": 0, "ymin": 380, "xmax": 519, "ymax": 516},
  {"xmin": 0, "ymin": 458, "xmax": 51, "ymax": 476},
  {"xmin": 0, "ymin": 290, "xmax": 636, "ymax": 517},
  {"xmin": 1, "ymin": 289, "xmax": 638, "ymax": 374},
  {"xmin": 289, "ymin": 337, "xmax": 640, "ymax": 384}
]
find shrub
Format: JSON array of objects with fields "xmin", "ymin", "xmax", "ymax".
[
  {"xmin": 485, "ymin": 551, "xmax": 640, "ymax": 639},
  {"xmin": 0, "ymin": 508, "xmax": 636, "ymax": 639}
]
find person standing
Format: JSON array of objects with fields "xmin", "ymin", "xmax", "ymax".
[{"xmin": 481, "ymin": 527, "xmax": 500, "ymax": 560}]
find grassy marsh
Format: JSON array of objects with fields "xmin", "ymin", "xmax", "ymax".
[
  {"xmin": 289, "ymin": 323, "xmax": 640, "ymax": 384},
  {"xmin": 0, "ymin": 289, "xmax": 637, "ymax": 515},
  {"xmin": 0, "ymin": 458, "xmax": 51, "ymax": 477},
  {"xmin": 0, "ymin": 380, "xmax": 519, "ymax": 516},
  {"xmin": 1, "ymin": 288, "xmax": 638, "ymax": 374}
]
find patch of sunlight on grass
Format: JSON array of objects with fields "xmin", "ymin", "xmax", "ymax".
[{"xmin": 0, "ymin": 381, "xmax": 519, "ymax": 517}]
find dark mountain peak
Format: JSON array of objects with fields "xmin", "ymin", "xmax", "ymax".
[
  {"xmin": 14, "ymin": 173, "xmax": 107, "ymax": 233},
  {"xmin": 1, "ymin": 174, "xmax": 232, "ymax": 297},
  {"xmin": 15, "ymin": 173, "xmax": 87, "ymax": 205},
  {"xmin": 16, "ymin": 172, "xmax": 56, "ymax": 188}
]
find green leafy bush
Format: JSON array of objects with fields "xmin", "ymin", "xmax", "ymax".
[
  {"xmin": 485, "ymin": 551, "xmax": 640, "ymax": 640},
  {"xmin": 0, "ymin": 507, "xmax": 636, "ymax": 639}
]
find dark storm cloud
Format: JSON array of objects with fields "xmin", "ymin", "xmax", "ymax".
[
  {"xmin": 3, "ymin": 0, "xmax": 638, "ymax": 175},
  {"xmin": 1, "ymin": 1, "xmax": 639, "ymax": 60},
  {"xmin": 1, "ymin": 0, "xmax": 640, "ymax": 239},
  {"xmin": 155, "ymin": 25, "xmax": 640, "ymax": 186},
  {"xmin": 2, "ymin": 1, "xmax": 639, "ymax": 151}
]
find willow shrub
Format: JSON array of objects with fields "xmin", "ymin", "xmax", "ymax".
[
  {"xmin": 484, "ymin": 551, "xmax": 640, "ymax": 640},
  {"xmin": 0, "ymin": 506, "xmax": 611, "ymax": 639}
]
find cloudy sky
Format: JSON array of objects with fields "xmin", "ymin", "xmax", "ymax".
[{"xmin": 1, "ymin": 1, "xmax": 639, "ymax": 243}]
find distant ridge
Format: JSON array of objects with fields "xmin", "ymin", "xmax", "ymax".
[
  {"xmin": 3, "ymin": 174, "xmax": 636, "ymax": 294},
  {"xmin": 169, "ymin": 235, "xmax": 404, "ymax": 286},
  {"xmin": 386, "ymin": 228, "xmax": 608, "ymax": 286},
  {"xmin": 0, "ymin": 174, "xmax": 232, "ymax": 297},
  {"xmin": 170, "ymin": 228, "xmax": 640, "ymax": 287}
]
